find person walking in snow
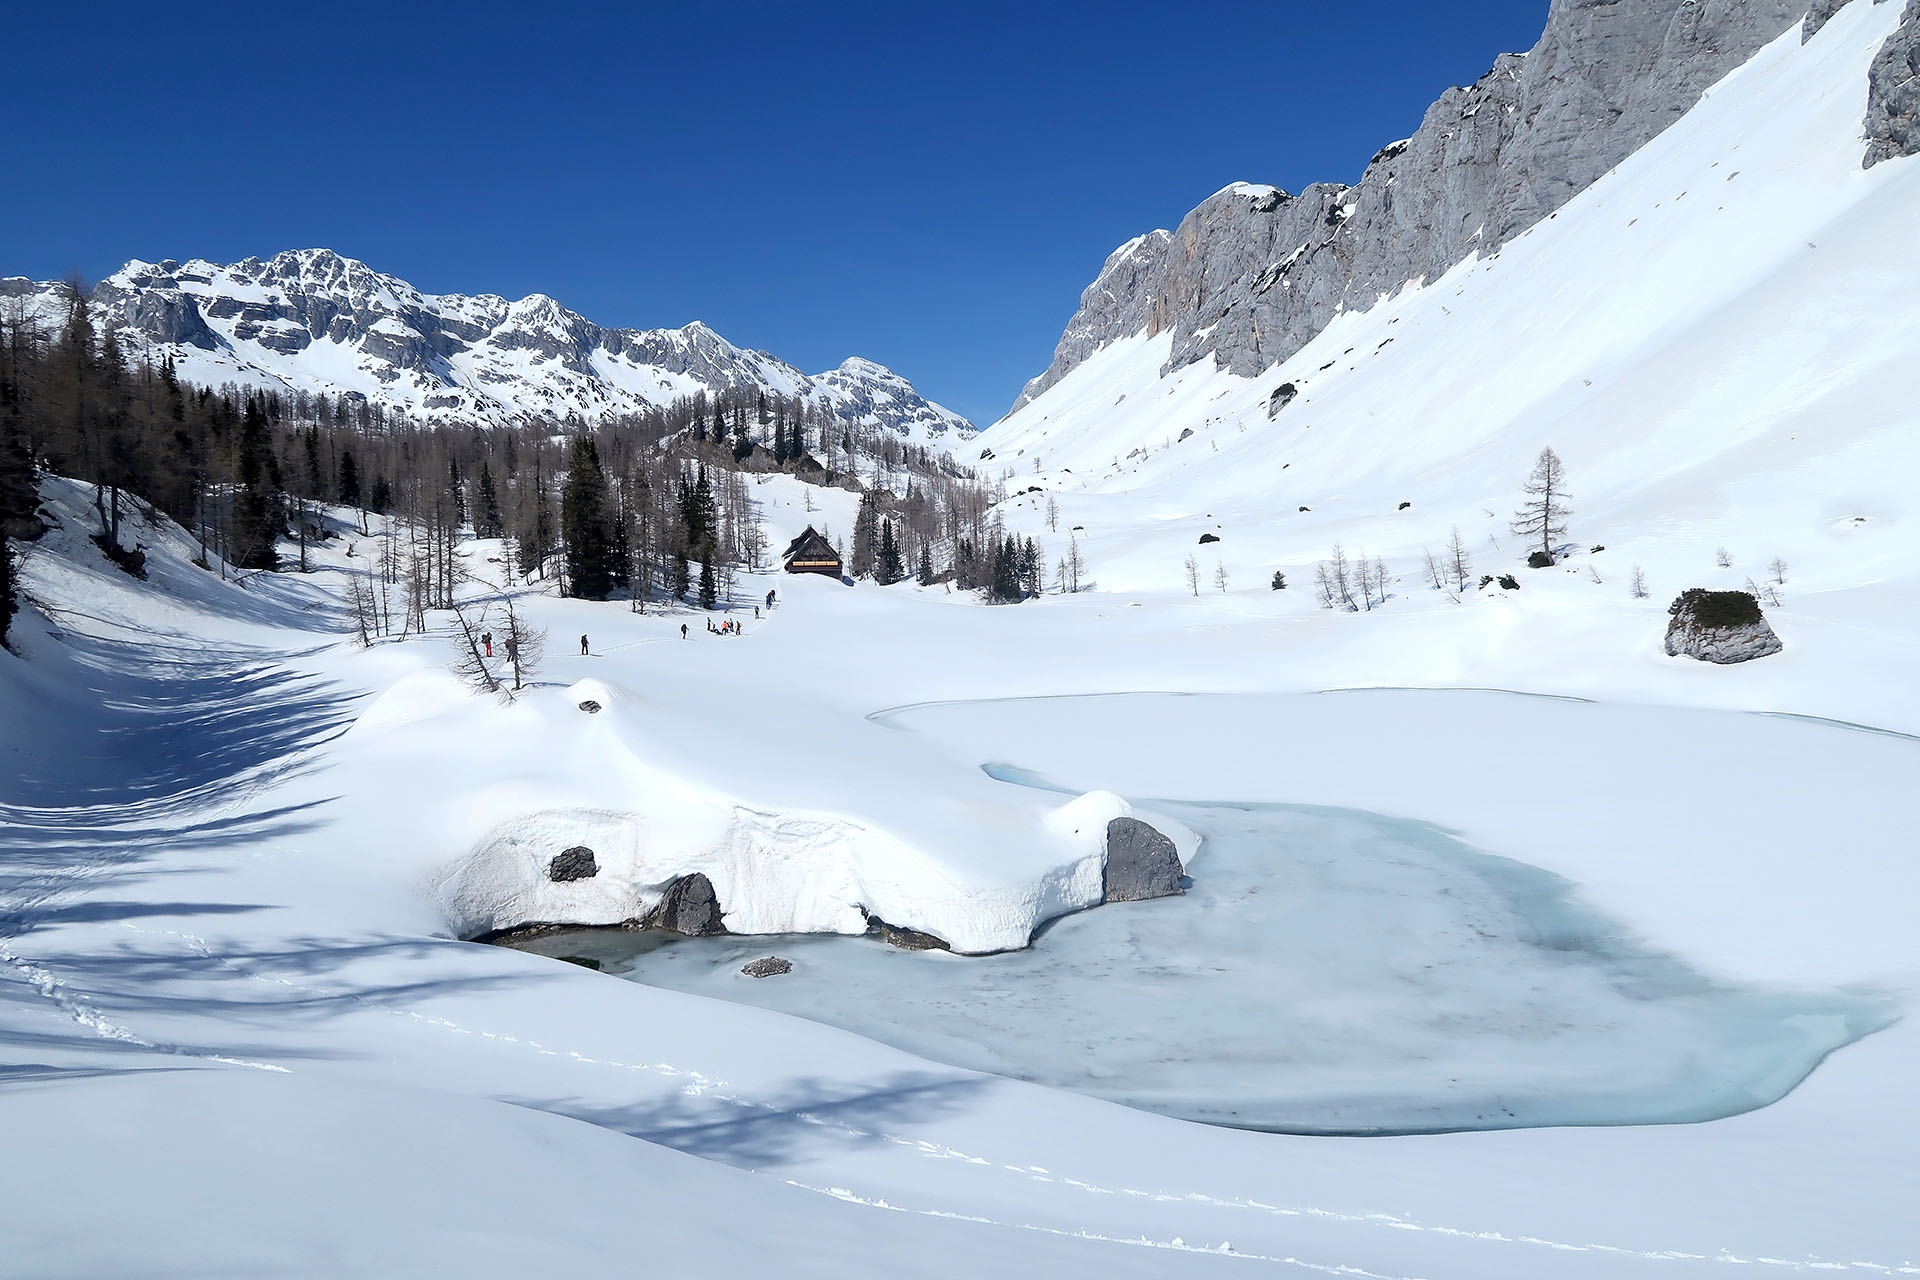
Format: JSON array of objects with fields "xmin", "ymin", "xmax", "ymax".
[
  {"xmin": 753, "ymin": 605, "xmax": 760, "ymax": 619},
  {"xmin": 580, "ymin": 634, "xmax": 589, "ymax": 656},
  {"xmin": 680, "ymin": 623, "xmax": 688, "ymax": 639},
  {"xmin": 766, "ymin": 589, "xmax": 776, "ymax": 609},
  {"xmin": 482, "ymin": 631, "xmax": 493, "ymax": 657}
]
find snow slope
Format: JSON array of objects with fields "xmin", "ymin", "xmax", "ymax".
[{"xmin": 979, "ymin": 2, "xmax": 1920, "ymax": 630}]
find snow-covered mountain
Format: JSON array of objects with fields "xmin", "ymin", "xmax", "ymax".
[
  {"xmin": 981, "ymin": 0, "xmax": 1920, "ymax": 605},
  {"xmin": 1005, "ymin": 0, "xmax": 1919, "ymax": 418},
  {"xmin": 0, "ymin": 249, "xmax": 976, "ymax": 446}
]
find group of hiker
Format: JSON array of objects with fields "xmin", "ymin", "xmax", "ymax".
[{"xmin": 480, "ymin": 587, "xmax": 779, "ymax": 652}]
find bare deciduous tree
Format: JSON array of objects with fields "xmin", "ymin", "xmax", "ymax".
[
  {"xmin": 1511, "ymin": 447, "xmax": 1571, "ymax": 560},
  {"xmin": 1447, "ymin": 526, "xmax": 1473, "ymax": 592},
  {"xmin": 448, "ymin": 599, "xmax": 501, "ymax": 696},
  {"xmin": 1184, "ymin": 553, "xmax": 1200, "ymax": 597},
  {"xmin": 499, "ymin": 596, "xmax": 546, "ymax": 695},
  {"xmin": 1630, "ymin": 564, "xmax": 1649, "ymax": 599}
]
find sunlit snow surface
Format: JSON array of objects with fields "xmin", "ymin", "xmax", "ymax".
[{"xmin": 510, "ymin": 745, "xmax": 1888, "ymax": 1135}]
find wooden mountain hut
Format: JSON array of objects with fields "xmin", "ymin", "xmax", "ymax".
[{"xmin": 782, "ymin": 526, "xmax": 843, "ymax": 578}]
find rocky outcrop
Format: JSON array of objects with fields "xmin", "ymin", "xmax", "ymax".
[
  {"xmin": 9, "ymin": 250, "xmax": 974, "ymax": 444},
  {"xmin": 1664, "ymin": 589, "xmax": 1785, "ymax": 663},
  {"xmin": 1805, "ymin": 0, "xmax": 1859, "ymax": 40},
  {"xmin": 1008, "ymin": 0, "xmax": 1812, "ymax": 415},
  {"xmin": 1102, "ymin": 818, "xmax": 1185, "ymax": 902},
  {"xmin": 861, "ymin": 909, "xmax": 951, "ymax": 951},
  {"xmin": 741, "ymin": 956, "xmax": 793, "ymax": 978},
  {"xmin": 547, "ymin": 847, "xmax": 599, "ymax": 883},
  {"xmin": 644, "ymin": 873, "xmax": 727, "ymax": 936},
  {"xmin": 1865, "ymin": 0, "xmax": 1920, "ymax": 166}
]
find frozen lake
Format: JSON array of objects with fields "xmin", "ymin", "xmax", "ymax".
[{"xmin": 505, "ymin": 779, "xmax": 1888, "ymax": 1134}]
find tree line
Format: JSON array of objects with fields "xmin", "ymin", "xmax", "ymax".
[{"xmin": 0, "ymin": 283, "xmax": 1031, "ymax": 649}]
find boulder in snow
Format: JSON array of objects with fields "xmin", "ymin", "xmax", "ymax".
[
  {"xmin": 547, "ymin": 847, "xmax": 599, "ymax": 882},
  {"xmin": 1664, "ymin": 589, "xmax": 1783, "ymax": 664},
  {"xmin": 644, "ymin": 873, "xmax": 726, "ymax": 936},
  {"xmin": 1102, "ymin": 817, "xmax": 1185, "ymax": 902},
  {"xmin": 1198, "ymin": 533, "xmax": 1220, "ymax": 545},
  {"xmin": 577, "ymin": 700, "xmax": 603, "ymax": 714}
]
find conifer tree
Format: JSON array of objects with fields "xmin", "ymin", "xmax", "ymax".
[
  {"xmin": 917, "ymin": 541, "xmax": 935, "ymax": 586},
  {"xmin": 230, "ymin": 396, "xmax": 281, "ymax": 570},
  {"xmin": 338, "ymin": 449, "xmax": 362, "ymax": 509},
  {"xmin": 698, "ymin": 548, "xmax": 717, "ymax": 609},
  {"xmin": 561, "ymin": 437, "xmax": 617, "ymax": 599},
  {"xmin": 876, "ymin": 518, "xmax": 904, "ymax": 585},
  {"xmin": 474, "ymin": 461, "xmax": 503, "ymax": 538},
  {"xmin": 851, "ymin": 491, "xmax": 878, "ymax": 579}
]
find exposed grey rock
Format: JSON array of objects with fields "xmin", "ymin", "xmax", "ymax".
[
  {"xmin": 644, "ymin": 873, "xmax": 726, "ymax": 936},
  {"xmin": 1865, "ymin": 0, "xmax": 1920, "ymax": 166},
  {"xmin": 1804, "ymin": 0, "xmax": 1858, "ymax": 40},
  {"xmin": 1103, "ymin": 817, "xmax": 1185, "ymax": 902},
  {"xmin": 1664, "ymin": 589, "xmax": 1785, "ymax": 663},
  {"xmin": 14, "ymin": 250, "xmax": 974, "ymax": 445},
  {"xmin": 1266, "ymin": 382, "xmax": 1299, "ymax": 418},
  {"xmin": 547, "ymin": 847, "xmax": 598, "ymax": 883},
  {"xmin": 861, "ymin": 909, "xmax": 950, "ymax": 951},
  {"xmin": 577, "ymin": 700, "xmax": 602, "ymax": 714},
  {"xmin": 1008, "ymin": 0, "xmax": 1811, "ymax": 413},
  {"xmin": 741, "ymin": 956, "xmax": 793, "ymax": 978}
]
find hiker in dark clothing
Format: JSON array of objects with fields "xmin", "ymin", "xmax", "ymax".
[
  {"xmin": 482, "ymin": 632, "xmax": 493, "ymax": 657},
  {"xmin": 580, "ymin": 635, "xmax": 589, "ymax": 656},
  {"xmin": 765, "ymin": 589, "xmax": 776, "ymax": 609},
  {"xmin": 680, "ymin": 623, "xmax": 688, "ymax": 639}
]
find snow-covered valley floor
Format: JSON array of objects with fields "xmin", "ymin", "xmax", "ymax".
[{"xmin": 2, "ymin": 466, "xmax": 1916, "ymax": 1277}]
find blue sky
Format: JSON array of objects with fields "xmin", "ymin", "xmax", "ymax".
[{"xmin": 4, "ymin": 2, "xmax": 1549, "ymax": 424}]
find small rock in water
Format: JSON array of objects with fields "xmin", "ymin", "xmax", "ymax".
[
  {"xmin": 742, "ymin": 956, "xmax": 792, "ymax": 978},
  {"xmin": 548, "ymin": 847, "xmax": 598, "ymax": 882},
  {"xmin": 862, "ymin": 909, "xmax": 951, "ymax": 951}
]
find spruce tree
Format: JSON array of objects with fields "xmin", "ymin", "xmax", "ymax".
[
  {"xmin": 876, "ymin": 518, "xmax": 904, "ymax": 585},
  {"xmin": 917, "ymin": 542, "xmax": 935, "ymax": 586},
  {"xmin": 474, "ymin": 462, "xmax": 503, "ymax": 538},
  {"xmin": 561, "ymin": 437, "xmax": 616, "ymax": 599},
  {"xmin": 230, "ymin": 396, "xmax": 281, "ymax": 570},
  {"xmin": 851, "ymin": 491, "xmax": 878, "ymax": 579},
  {"xmin": 338, "ymin": 449, "xmax": 362, "ymax": 509},
  {"xmin": 698, "ymin": 548, "xmax": 717, "ymax": 609}
]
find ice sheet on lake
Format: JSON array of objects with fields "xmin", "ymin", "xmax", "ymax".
[{"xmin": 509, "ymin": 798, "xmax": 1888, "ymax": 1134}]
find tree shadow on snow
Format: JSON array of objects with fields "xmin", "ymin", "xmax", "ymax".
[{"xmin": 517, "ymin": 1072, "xmax": 994, "ymax": 1171}]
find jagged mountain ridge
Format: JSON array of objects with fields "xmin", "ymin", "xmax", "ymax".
[
  {"xmin": 1008, "ymin": 0, "xmax": 1920, "ymax": 419},
  {"xmin": 0, "ymin": 249, "xmax": 976, "ymax": 446}
]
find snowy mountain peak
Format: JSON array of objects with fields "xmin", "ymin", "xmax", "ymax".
[{"xmin": 22, "ymin": 251, "xmax": 975, "ymax": 447}]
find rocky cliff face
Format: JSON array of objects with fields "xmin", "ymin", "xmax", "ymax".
[
  {"xmin": 1012, "ymin": 0, "xmax": 1872, "ymax": 415},
  {"xmin": 1864, "ymin": 0, "xmax": 1920, "ymax": 165},
  {"xmin": 11, "ymin": 250, "xmax": 974, "ymax": 445}
]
